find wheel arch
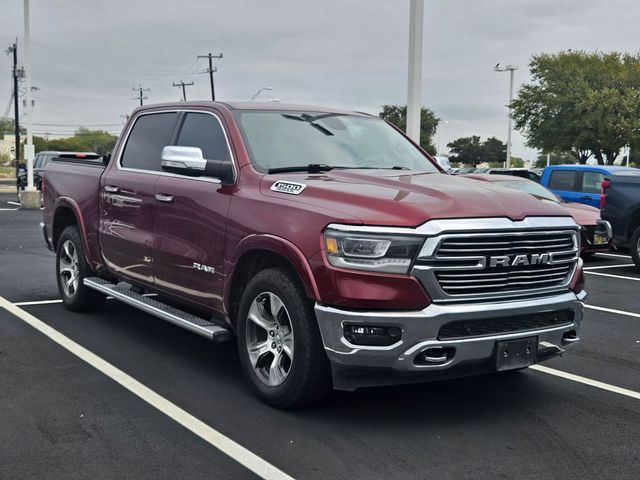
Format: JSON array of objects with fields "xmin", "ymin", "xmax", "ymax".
[
  {"xmin": 225, "ymin": 235, "xmax": 320, "ymax": 326},
  {"xmin": 51, "ymin": 198, "xmax": 93, "ymax": 267}
]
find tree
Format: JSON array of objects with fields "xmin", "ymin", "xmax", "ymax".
[
  {"xmin": 533, "ymin": 151, "xmax": 575, "ymax": 169},
  {"xmin": 511, "ymin": 51, "xmax": 640, "ymax": 165},
  {"xmin": 0, "ymin": 117, "xmax": 25, "ymax": 135},
  {"xmin": 510, "ymin": 156, "xmax": 525, "ymax": 168},
  {"xmin": 33, "ymin": 128, "xmax": 118, "ymax": 155},
  {"xmin": 379, "ymin": 105, "xmax": 439, "ymax": 155},
  {"xmin": 447, "ymin": 136, "xmax": 508, "ymax": 167}
]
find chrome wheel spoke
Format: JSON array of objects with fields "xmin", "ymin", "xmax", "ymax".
[
  {"xmin": 248, "ymin": 302, "xmax": 272, "ymax": 332},
  {"xmin": 282, "ymin": 331, "xmax": 294, "ymax": 359},
  {"xmin": 268, "ymin": 293, "xmax": 285, "ymax": 322},
  {"xmin": 59, "ymin": 258, "xmax": 73, "ymax": 275},
  {"xmin": 268, "ymin": 353, "xmax": 285, "ymax": 385},
  {"xmin": 248, "ymin": 341, "xmax": 270, "ymax": 368}
]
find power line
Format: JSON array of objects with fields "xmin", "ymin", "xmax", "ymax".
[
  {"xmin": 197, "ymin": 52, "xmax": 223, "ymax": 100},
  {"xmin": 172, "ymin": 81, "xmax": 194, "ymax": 102}
]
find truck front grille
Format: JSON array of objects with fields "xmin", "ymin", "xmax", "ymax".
[
  {"xmin": 438, "ymin": 309, "xmax": 574, "ymax": 340},
  {"xmin": 413, "ymin": 229, "xmax": 579, "ymax": 302}
]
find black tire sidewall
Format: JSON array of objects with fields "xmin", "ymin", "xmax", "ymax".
[
  {"xmin": 55, "ymin": 226, "xmax": 103, "ymax": 311},
  {"xmin": 631, "ymin": 225, "xmax": 640, "ymax": 270},
  {"xmin": 237, "ymin": 267, "xmax": 331, "ymax": 408}
]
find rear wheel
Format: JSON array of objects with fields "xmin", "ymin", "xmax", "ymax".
[
  {"xmin": 631, "ymin": 225, "xmax": 640, "ymax": 271},
  {"xmin": 56, "ymin": 226, "xmax": 105, "ymax": 311},
  {"xmin": 237, "ymin": 267, "xmax": 331, "ymax": 408}
]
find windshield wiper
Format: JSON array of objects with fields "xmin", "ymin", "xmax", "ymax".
[{"xmin": 267, "ymin": 164, "xmax": 344, "ymax": 174}]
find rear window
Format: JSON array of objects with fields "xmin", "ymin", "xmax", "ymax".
[
  {"xmin": 582, "ymin": 171, "xmax": 604, "ymax": 194},
  {"xmin": 120, "ymin": 112, "xmax": 178, "ymax": 171},
  {"xmin": 548, "ymin": 170, "xmax": 576, "ymax": 190}
]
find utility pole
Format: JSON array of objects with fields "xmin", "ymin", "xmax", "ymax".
[
  {"xmin": 6, "ymin": 41, "xmax": 20, "ymax": 177},
  {"xmin": 172, "ymin": 81, "xmax": 194, "ymax": 102},
  {"xmin": 132, "ymin": 84, "xmax": 149, "ymax": 106},
  {"xmin": 197, "ymin": 52, "xmax": 222, "ymax": 100},
  {"xmin": 494, "ymin": 63, "xmax": 518, "ymax": 169},
  {"xmin": 406, "ymin": 0, "xmax": 424, "ymax": 144}
]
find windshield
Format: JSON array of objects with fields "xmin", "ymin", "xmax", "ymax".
[
  {"xmin": 496, "ymin": 179, "xmax": 559, "ymax": 202},
  {"xmin": 233, "ymin": 110, "xmax": 440, "ymax": 173}
]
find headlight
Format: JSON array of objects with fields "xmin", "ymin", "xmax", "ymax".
[{"xmin": 323, "ymin": 228, "xmax": 424, "ymax": 274}]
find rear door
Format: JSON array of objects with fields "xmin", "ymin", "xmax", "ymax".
[
  {"xmin": 152, "ymin": 111, "xmax": 234, "ymax": 311},
  {"xmin": 579, "ymin": 170, "xmax": 605, "ymax": 208},
  {"xmin": 547, "ymin": 169, "xmax": 580, "ymax": 203},
  {"xmin": 99, "ymin": 111, "xmax": 179, "ymax": 287}
]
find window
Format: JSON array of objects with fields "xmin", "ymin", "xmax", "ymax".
[
  {"xmin": 33, "ymin": 155, "xmax": 42, "ymax": 169},
  {"xmin": 582, "ymin": 171, "xmax": 604, "ymax": 194},
  {"xmin": 120, "ymin": 112, "xmax": 179, "ymax": 171},
  {"xmin": 548, "ymin": 170, "xmax": 576, "ymax": 190},
  {"xmin": 176, "ymin": 113, "xmax": 231, "ymax": 162},
  {"xmin": 233, "ymin": 111, "xmax": 439, "ymax": 173}
]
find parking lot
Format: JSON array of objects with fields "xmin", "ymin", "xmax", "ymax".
[{"xmin": 1, "ymin": 185, "xmax": 639, "ymax": 480}]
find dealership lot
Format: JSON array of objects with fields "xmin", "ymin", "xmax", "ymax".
[{"xmin": 1, "ymin": 190, "xmax": 639, "ymax": 479}]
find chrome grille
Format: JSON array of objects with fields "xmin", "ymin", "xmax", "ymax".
[{"xmin": 413, "ymin": 229, "xmax": 579, "ymax": 302}]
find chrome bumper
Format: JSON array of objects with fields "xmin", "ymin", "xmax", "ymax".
[{"xmin": 315, "ymin": 291, "xmax": 585, "ymax": 391}]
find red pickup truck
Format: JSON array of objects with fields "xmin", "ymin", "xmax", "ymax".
[{"xmin": 43, "ymin": 102, "xmax": 586, "ymax": 407}]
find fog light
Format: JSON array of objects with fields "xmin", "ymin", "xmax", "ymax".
[{"xmin": 343, "ymin": 324, "xmax": 402, "ymax": 346}]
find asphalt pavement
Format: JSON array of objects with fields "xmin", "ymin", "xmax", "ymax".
[{"xmin": 1, "ymin": 190, "xmax": 639, "ymax": 479}]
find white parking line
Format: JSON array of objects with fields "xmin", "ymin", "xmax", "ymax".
[
  {"xmin": 7, "ymin": 201, "xmax": 20, "ymax": 206},
  {"xmin": 0, "ymin": 295, "xmax": 294, "ymax": 480},
  {"xmin": 584, "ymin": 271, "xmax": 640, "ymax": 282},
  {"xmin": 595, "ymin": 252, "xmax": 632, "ymax": 259},
  {"xmin": 584, "ymin": 304, "xmax": 640, "ymax": 319},
  {"xmin": 0, "ymin": 208, "xmax": 19, "ymax": 211},
  {"xmin": 583, "ymin": 263, "xmax": 635, "ymax": 270},
  {"xmin": 531, "ymin": 365, "xmax": 640, "ymax": 401}
]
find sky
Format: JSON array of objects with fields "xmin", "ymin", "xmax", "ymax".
[{"xmin": 1, "ymin": 0, "xmax": 640, "ymax": 161}]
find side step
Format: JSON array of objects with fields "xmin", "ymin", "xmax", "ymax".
[{"xmin": 84, "ymin": 277, "xmax": 232, "ymax": 343}]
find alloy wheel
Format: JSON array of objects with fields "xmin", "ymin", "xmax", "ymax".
[{"xmin": 59, "ymin": 240, "xmax": 80, "ymax": 298}]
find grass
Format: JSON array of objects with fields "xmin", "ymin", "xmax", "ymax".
[{"xmin": 0, "ymin": 166, "xmax": 16, "ymax": 178}]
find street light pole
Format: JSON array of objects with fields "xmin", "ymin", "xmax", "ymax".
[
  {"xmin": 24, "ymin": 0, "xmax": 35, "ymax": 191},
  {"xmin": 494, "ymin": 63, "xmax": 518, "ymax": 169},
  {"xmin": 406, "ymin": 0, "xmax": 424, "ymax": 143}
]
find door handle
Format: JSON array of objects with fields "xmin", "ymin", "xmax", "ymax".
[
  {"xmin": 155, "ymin": 193, "xmax": 174, "ymax": 203},
  {"xmin": 104, "ymin": 185, "xmax": 120, "ymax": 193},
  {"xmin": 580, "ymin": 195, "xmax": 592, "ymax": 200}
]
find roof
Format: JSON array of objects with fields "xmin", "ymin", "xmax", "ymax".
[
  {"xmin": 545, "ymin": 164, "xmax": 639, "ymax": 172},
  {"xmin": 133, "ymin": 101, "xmax": 370, "ymax": 116}
]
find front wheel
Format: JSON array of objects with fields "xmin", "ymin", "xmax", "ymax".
[
  {"xmin": 56, "ymin": 226, "xmax": 105, "ymax": 311},
  {"xmin": 631, "ymin": 225, "xmax": 640, "ymax": 271},
  {"xmin": 237, "ymin": 267, "xmax": 331, "ymax": 408}
]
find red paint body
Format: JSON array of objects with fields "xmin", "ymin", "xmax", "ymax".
[{"xmin": 43, "ymin": 102, "xmax": 579, "ymax": 325}]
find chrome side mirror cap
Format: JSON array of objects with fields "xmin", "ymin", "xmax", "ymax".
[{"xmin": 161, "ymin": 146, "xmax": 207, "ymax": 172}]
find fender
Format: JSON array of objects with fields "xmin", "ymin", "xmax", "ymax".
[
  {"xmin": 224, "ymin": 234, "xmax": 321, "ymax": 313},
  {"xmin": 52, "ymin": 197, "xmax": 100, "ymax": 270}
]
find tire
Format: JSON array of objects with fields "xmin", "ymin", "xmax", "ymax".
[
  {"xmin": 56, "ymin": 226, "xmax": 105, "ymax": 311},
  {"xmin": 631, "ymin": 225, "xmax": 640, "ymax": 271},
  {"xmin": 237, "ymin": 267, "xmax": 331, "ymax": 408}
]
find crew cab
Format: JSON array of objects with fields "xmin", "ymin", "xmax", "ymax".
[
  {"xmin": 601, "ymin": 169, "xmax": 640, "ymax": 269},
  {"xmin": 540, "ymin": 164, "xmax": 638, "ymax": 208},
  {"xmin": 43, "ymin": 102, "xmax": 586, "ymax": 407}
]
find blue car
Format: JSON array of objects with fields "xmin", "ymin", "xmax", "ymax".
[{"xmin": 540, "ymin": 164, "xmax": 640, "ymax": 208}]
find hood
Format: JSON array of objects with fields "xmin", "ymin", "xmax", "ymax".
[
  {"xmin": 261, "ymin": 170, "xmax": 573, "ymax": 227},
  {"xmin": 561, "ymin": 201, "xmax": 600, "ymax": 226}
]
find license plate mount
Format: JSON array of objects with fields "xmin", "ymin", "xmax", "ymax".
[{"xmin": 495, "ymin": 337, "xmax": 537, "ymax": 371}]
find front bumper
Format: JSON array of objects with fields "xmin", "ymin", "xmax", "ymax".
[
  {"xmin": 315, "ymin": 291, "xmax": 585, "ymax": 391},
  {"xmin": 581, "ymin": 219, "xmax": 612, "ymax": 253}
]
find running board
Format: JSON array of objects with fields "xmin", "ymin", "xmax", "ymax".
[{"xmin": 84, "ymin": 277, "xmax": 231, "ymax": 343}]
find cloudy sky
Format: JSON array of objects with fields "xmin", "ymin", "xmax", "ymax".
[{"xmin": 1, "ymin": 0, "xmax": 640, "ymax": 160}]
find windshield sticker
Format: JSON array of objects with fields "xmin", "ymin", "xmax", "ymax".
[{"xmin": 270, "ymin": 181, "xmax": 307, "ymax": 195}]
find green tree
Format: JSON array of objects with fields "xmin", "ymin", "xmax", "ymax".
[
  {"xmin": 447, "ymin": 136, "xmax": 508, "ymax": 167},
  {"xmin": 379, "ymin": 105, "xmax": 439, "ymax": 155},
  {"xmin": 0, "ymin": 117, "xmax": 25, "ymax": 135},
  {"xmin": 511, "ymin": 50, "xmax": 640, "ymax": 165},
  {"xmin": 533, "ymin": 151, "xmax": 575, "ymax": 169},
  {"xmin": 32, "ymin": 129, "xmax": 118, "ymax": 155}
]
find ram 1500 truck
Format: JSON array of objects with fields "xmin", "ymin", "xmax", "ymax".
[
  {"xmin": 601, "ymin": 170, "xmax": 640, "ymax": 269},
  {"xmin": 43, "ymin": 102, "xmax": 586, "ymax": 408}
]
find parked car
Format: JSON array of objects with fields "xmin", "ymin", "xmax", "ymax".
[
  {"xmin": 601, "ymin": 169, "xmax": 640, "ymax": 269},
  {"xmin": 465, "ymin": 174, "xmax": 612, "ymax": 257},
  {"xmin": 43, "ymin": 102, "xmax": 586, "ymax": 408},
  {"xmin": 540, "ymin": 164, "xmax": 639, "ymax": 208},
  {"xmin": 457, "ymin": 167, "xmax": 476, "ymax": 174},
  {"xmin": 17, "ymin": 151, "xmax": 97, "ymax": 192},
  {"xmin": 486, "ymin": 168, "xmax": 541, "ymax": 182}
]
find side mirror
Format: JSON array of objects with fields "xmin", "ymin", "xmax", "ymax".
[
  {"xmin": 205, "ymin": 159, "xmax": 234, "ymax": 184},
  {"xmin": 161, "ymin": 146, "xmax": 207, "ymax": 175}
]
